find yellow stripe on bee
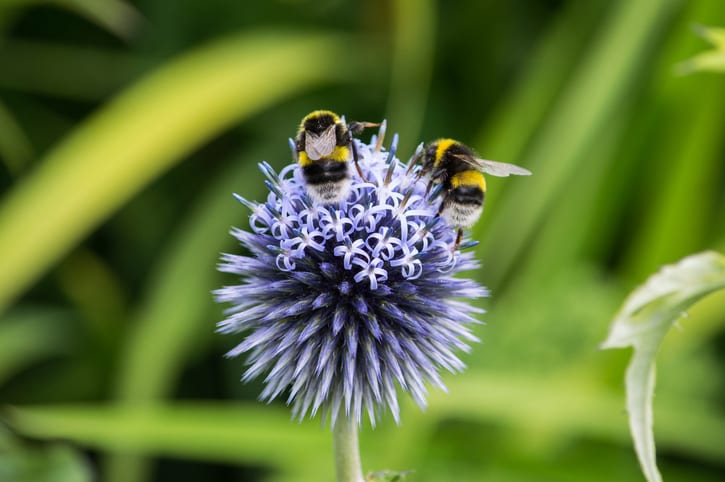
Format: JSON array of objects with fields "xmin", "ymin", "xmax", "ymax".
[
  {"xmin": 434, "ymin": 138, "xmax": 457, "ymax": 166},
  {"xmin": 450, "ymin": 170, "xmax": 486, "ymax": 191},
  {"xmin": 298, "ymin": 146, "xmax": 350, "ymax": 166}
]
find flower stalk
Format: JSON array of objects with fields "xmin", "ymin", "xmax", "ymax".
[{"xmin": 333, "ymin": 414, "xmax": 365, "ymax": 482}]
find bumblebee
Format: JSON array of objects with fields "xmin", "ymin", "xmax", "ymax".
[
  {"xmin": 417, "ymin": 139, "xmax": 531, "ymax": 248},
  {"xmin": 295, "ymin": 110, "xmax": 378, "ymax": 203}
]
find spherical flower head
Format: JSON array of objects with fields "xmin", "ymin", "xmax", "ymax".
[{"xmin": 215, "ymin": 131, "xmax": 488, "ymax": 426}]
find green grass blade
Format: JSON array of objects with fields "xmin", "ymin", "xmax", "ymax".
[
  {"xmin": 473, "ymin": 0, "xmax": 681, "ymax": 287},
  {"xmin": 113, "ymin": 152, "xmax": 268, "ymax": 402},
  {"xmin": 474, "ymin": 0, "xmax": 606, "ymax": 168},
  {"xmin": 6, "ymin": 403, "xmax": 330, "ymax": 473},
  {"xmin": 0, "ymin": 31, "xmax": 352, "ymax": 316},
  {"xmin": 430, "ymin": 370, "xmax": 725, "ymax": 464},
  {"xmin": 602, "ymin": 251, "xmax": 725, "ymax": 482},
  {"xmin": 384, "ymin": 0, "xmax": 436, "ymax": 154},
  {"xmin": 104, "ymin": 150, "xmax": 272, "ymax": 482}
]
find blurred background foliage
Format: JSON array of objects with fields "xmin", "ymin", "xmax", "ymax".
[{"xmin": 0, "ymin": 0, "xmax": 723, "ymax": 481}]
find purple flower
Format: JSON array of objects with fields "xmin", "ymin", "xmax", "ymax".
[{"xmin": 215, "ymin": 132, "xmax": 488, "ymax": 426}]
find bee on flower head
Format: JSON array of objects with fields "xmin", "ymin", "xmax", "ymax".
[
  {"xmin": 414, "ymin": 139, "xmax": 531, "ymax": 249},
  {"xmin": 295, "ymin": 110, "xmax": 379, "ymax": 204}
]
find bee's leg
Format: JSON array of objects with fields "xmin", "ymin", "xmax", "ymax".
[
  {"xmin": 437, "ymin": 198, "xmax": 448, "ymax": 217},
  {"xmin": 425, "ymin": 179, "xmax": 435, "ymax": 197},
  {"xmin": 350, "ymin": 140, "xmax": 368, "ymax": 182},
  {"xmin": 453, "ymin": 228, "xmax": 463, "ymax": 251}
]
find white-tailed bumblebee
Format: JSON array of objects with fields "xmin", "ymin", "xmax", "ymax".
[
  {"xmin": 295, "ymin": 110, "xmax": 378, "ymax": 204},
  {"xmin": 416, "ymin": 139, "xmax": 531, "ymax": 248}
]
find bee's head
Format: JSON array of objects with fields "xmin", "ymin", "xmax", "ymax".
[
  {"xmin": 297, "ymin": 110, "xmax": 342, "ymax": 160},
  {"xmin": 302, "ymin": 110, "xmax": 340, "ymax": 135},
  {"xmin": 423, "ymin": 142, "xmax": 439, "ymax": 170}
]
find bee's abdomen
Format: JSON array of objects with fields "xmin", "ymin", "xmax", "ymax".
[
  {"xmin": 302, "ymin": 159, "xmax": 349, "ymax": 185},
  {"xmin": 450, "ymin": 185, "xmax": 484, "ymax": 206}
]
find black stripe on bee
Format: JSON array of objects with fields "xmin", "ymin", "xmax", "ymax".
[
  {"xmin": 450, "ymin": 186, "xmax": 484, "ymax": 206},
  {"xmin": 302, "ymin": 160, "xmax": 349, "ymax": 185}
]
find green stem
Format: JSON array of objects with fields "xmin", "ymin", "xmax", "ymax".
[{"xmin": 333, "ymin": 414, "xmax": 364, "ymax": 482}]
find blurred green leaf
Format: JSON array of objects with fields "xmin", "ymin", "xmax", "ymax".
[
  {"xmin": 7, "ymin": 403, "xmax": 330, "ymax": 475},
  {"xmin": 0, "ymin": 0, "xmax": 142, "ymax": 40},
  {"xmin": 474, "ymin": 0, "xmax": 681, "ymax": 287},
  {"xmin": 0, "ymin": 308, "xmax": 72, "ymax": 385},
  {"xmin": 475, "ymin": 0, "xmax": 606, "ymax": 169},
  {"xmin": 677, "ymin": 25, "xmax": 725, "ymax": 74},
  {"xmin": 55, "ymin": 249, "xmax": 127, "ymax": 351},
  {"xmin": 113, "ymin": 150, "xmax": 268, "ymax": 403},
  {"xmin": 104, "ymin": 148, "xmax": 271, "ymax": 482},
  {"xmin": 0, "ymin": 99, "xmax": 33, "ymax": 174},
  {"xmin": 430, "ymin": 370, "xmax": 725, "ymax": 464},
  {"xmin": 601, "ymin": 251, "xmax": 725, "ymax": 482},
  {"xmin": 0, "ymin": 31, "xmax": 352, "ymax": 316},
  {"xmin": 366, "ymin": 470, "xmax": 412, "ymax": 482},
  {"xmin": 0, "ymin": 439, "xmax": 91, "ymax": 482},
  {"xmin": 694, "ymin": 23, "xmax": 725, "ymax": 48},
  {"xmin": 384, "ymin": 0, "xmax": 435, "ymax": 153},
  {"xmin": 623, "ymin": 74, "xmax": 725, "ymax": 281},
  {"xmin": 0, "ymin": 40, "xmax": 144, "ymax": 101}
]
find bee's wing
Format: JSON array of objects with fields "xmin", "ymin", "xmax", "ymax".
[
  {"xmin": 305, "ymin": 124, "xmax": 337, "ymax": 160},
  {"xmin": 477, "ymin": 159, "xmax": 531, "ymax": 177}
]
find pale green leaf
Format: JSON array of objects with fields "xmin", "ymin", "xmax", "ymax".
[
  {"xmin": 693, "ymin": 24, "xmax": 725, "ymax": 49},
  {"xmin": 677, "ymin": 50, "xmax": 725, "ymax": 74},
  {"xmin": 677, "ymin": 25, "xmax": 725, "ymax": 74},
  {"xmin": 601, "ymin": 251, "xmax": 725, "ymax": 482},
  {"xmin": 0, "ymin": 31, "xmax": 351, "ymax": 316},
  {"xmin": 7, "ymin": 403, "xmax": 330, "ymax": 474}
]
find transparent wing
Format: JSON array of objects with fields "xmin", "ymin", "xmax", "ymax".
[
  {"xmin": 450, "ymin": 153, "xmax": 531, "ymax": 176},
  {"xmin": 305, "ymin": 124, "xmax": 337, "ymax": 160},
  {"xmin": 478, "ymin": 159, "xmax": 531, "ymax": 177}
]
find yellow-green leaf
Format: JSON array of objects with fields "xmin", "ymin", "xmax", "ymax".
[
  {"xmin": 677, "ymin": 25, "xmax": 725, "ymax": 74},
  {"xmin": 0, "ymin": 31, "xmax": 351, "ymax": 316}
]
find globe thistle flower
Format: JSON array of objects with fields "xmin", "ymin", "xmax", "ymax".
[{"xmin": 215, "ymin": 129, "xmax": 488, "ymax": 427}]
